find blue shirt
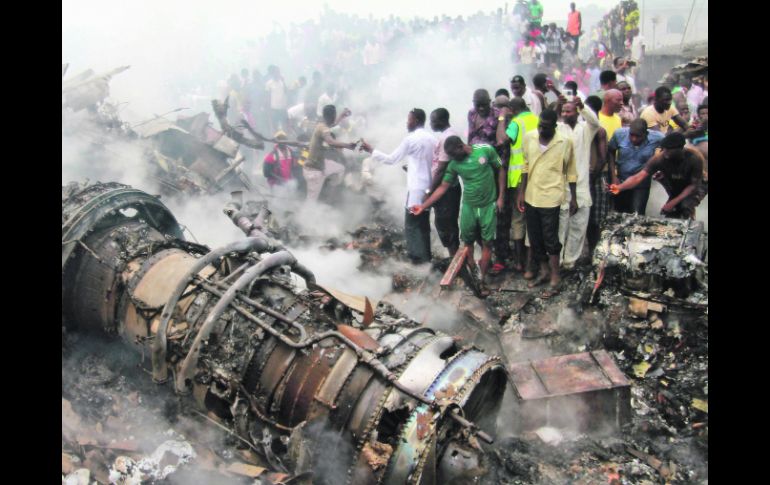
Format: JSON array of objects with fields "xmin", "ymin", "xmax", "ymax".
[{"xmin": 609, "ymin": 129, "xmax": 665, "ymax": 188}]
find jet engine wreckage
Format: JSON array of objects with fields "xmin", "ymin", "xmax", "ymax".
[{"xmin": 62, "ymin": 181, "xmax": 508, "ymax": 484}]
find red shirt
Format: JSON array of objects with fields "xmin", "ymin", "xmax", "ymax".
[{"xmin": 567, "ymin": 11, "xmax": 581, "ymax": 36}]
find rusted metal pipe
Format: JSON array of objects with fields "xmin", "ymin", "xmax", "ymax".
[
  {"xmin": 175, "ymin": 250, "xmax": 299, "ymax": 393},
  {"xmin": 152, "ymin": 237, "xmax": 274, "ymax": 383}
]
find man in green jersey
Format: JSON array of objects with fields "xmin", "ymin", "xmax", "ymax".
[{"xmin": 411, "ymin": 136, "xmax": 506, "ymax": 296}]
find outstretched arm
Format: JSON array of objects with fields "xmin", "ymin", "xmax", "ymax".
[
  {"xmin": 322, "ymin": 130, "xmax": 356, "ymax": 150},
  {"xmin": 411, "ymin": 182, "xmax": 451, "ymax": 215},
  {"xmin": 212, "ymin": 98, "xmax": 265, "ymax": 149}
]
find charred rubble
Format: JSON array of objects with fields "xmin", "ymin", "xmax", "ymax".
[
  {"xmin": 62, "ymin": 181, "xmax": 508, "ymax": 484},
  {"xmin": 63, "ymin": 65, "xmax": 260, "ymax": 197},
  {"xmin": 62, "ymin": 181, "xmax": 708, "ymax": 484}
]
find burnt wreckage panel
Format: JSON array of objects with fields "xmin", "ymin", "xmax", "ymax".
[
  {"xmin": 592, "ymin": 213, "xmax": 707, "ymax": 305},
  {"xmin": 61, "ymin": 181, "xmax": 507, "ymax": 484}
]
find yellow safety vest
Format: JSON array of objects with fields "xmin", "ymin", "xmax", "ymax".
[{"xmin": 508, "ymin": 111, "xmax": 539, "ymax": 188}]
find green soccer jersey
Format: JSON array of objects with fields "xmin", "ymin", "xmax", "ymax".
[{"xmin": 443, "ymin": 144, "xmax": 501, "ymax": 208}]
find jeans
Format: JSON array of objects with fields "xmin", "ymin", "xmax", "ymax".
[{"xmin": 614, "ymin": 186, "xmax": 651, "ymax": 215}]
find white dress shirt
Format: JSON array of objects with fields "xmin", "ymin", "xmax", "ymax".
[
  {"xmin": 372, "ymin": 127, "xmax": 437, "ymax": 208},
  {"xmin": 557, "ymin": 106, "xmax": 601, "ymax": 209}
]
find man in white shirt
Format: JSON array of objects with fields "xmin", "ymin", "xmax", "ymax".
[
  {"xmin": 316, "ymin": 83, "xmax": 337, "ymax": 118},
  {"xmin": 265, "ymin": 65, "xmax": 288, "ymax": 132},
  {"xmin": 556, "ymin": 97, "xmax": 600, "ymax": 269},
  {"xmin": 361, "ymin": 109, "xmax": 437, "ymax": 263}
]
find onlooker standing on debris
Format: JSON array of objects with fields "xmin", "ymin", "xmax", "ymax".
[
  {"xmin": 584, "ymin": 95, "xmax": 610, "ymax": 258},
  {"xmin": 429, "ymin": 108, "xmax": 462, "ymax": 257},
  {"xmin": 467, "ymin": 89, "xmax": 500, "ymax": 146},
  {"xmin": 361, "ymin": 109, "xmax": 437, "ymax": 264},
  {"xmin": 497, "ymin": 97, "xmax": 540, "ymax": 272},
  {"xmin": 616, "ymin": 81, "xmax": 637, "ymax": 127},
  {"xmin": 262, "ymin": 131, "xmax": 301, "ymax": 191},
  {"xmin": 557, "ymin": 97, "xmax": 600, "ymax": 269},
  {"xmin": 511, "ymin": 75, "xmax": 542, "ymax": 115},
  {"xmin": 410, "ymin": 137, "xmax": 505, "ymax": 296},
  {"xmin": 609, "ymin": 133, "xmax": 705, "ymax": 219},
  {"xmin": 304, "ymin": 105, "xmax": 356, "ymax": 202},
  {"xmin": 640, "ymin": 86, "xmax": 690, "ymax": 133},
  {"xmin": 607, "ymin": 119, "xmax": 664, "ymax": 214},
  {"xmin": 529, "ymin": 0, "xmax": 544, "ymax": 27},
  {"xmin": 518, "ymin": 39, "xmax": 538, "ymax": 79},
  {"xmin": 265, "ymin": 65, "xmax": 289, "ymax": 132},
  {"xmin": 567, "ymin": 2, "xmax": 582, "ymax": 54},
  {"xmin": 545, "ymin": 23, "xmax": 563, "ymax": 69},
  {"xmin": 516, "ymin": 109, "xmax": 578, "ymax": 296}
]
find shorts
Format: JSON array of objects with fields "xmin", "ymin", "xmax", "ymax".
[{"xmin": 460, "ymin": 201, "xmax": 497, "ymax": 244}]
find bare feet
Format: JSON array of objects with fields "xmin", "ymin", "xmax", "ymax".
[
  {"xmin": 523, "ymin": 270, "xmax": 536, "ymax": 280},
  {"xmin": 527, "ymin": 271, "xmax": 550, "ymax": 288}
]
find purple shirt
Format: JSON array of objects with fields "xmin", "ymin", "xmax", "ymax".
[{"xmin": 467, "ymin": 106, "xmax": 500, "ymax": 146}]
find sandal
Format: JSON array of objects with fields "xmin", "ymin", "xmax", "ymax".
[{"xmin": 490, "ymin": 263, "xmax": 506, "ymax": 274}]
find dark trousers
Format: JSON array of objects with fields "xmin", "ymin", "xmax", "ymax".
[
  {"xmin": 571, "ymin": 34, "xmax": 580, "ymax": 54},
  {"xmin": 433, "ymin": 183, "xmax": 461, "ymax": 251},
  {"xmin": 613, "ymin": 186, "xmax": 651, "ymax": 215},
  {"xmin": 495, "ymin": 187, "xmax": 515, "ymax": 260},
  {"xmin": 525, "ymin": 203, "xmax": 562, "ymax": 263},
  {"xmin": 405, "ymin": 209, "xmax": 431, "ymax": 263}
]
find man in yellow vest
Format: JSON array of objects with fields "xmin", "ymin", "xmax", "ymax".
[{"xmin": 496, "ymin": 98, "xmax": 540, "ymax": 272}]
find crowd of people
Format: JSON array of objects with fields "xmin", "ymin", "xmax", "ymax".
[{"xmin": 199, "ymin": 2, "xmax": 708, "ymax": 299}]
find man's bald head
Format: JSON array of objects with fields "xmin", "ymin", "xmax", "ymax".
[
  {"xmin": 603, "ymin": 89, "xmax": 623, "ymax": 114},
  {"xmin": 509, "ymin": 97, "xmax": 528, "ymax": 115}
]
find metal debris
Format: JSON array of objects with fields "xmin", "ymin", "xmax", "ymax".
[{"xmin": 61, "ymin": 181, "xmax": 508, "ymax": 484}]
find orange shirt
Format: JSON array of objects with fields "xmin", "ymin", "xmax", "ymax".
[{"xmin": 567, "ymin": 11, "xmax": 581, "ymax": 36}]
